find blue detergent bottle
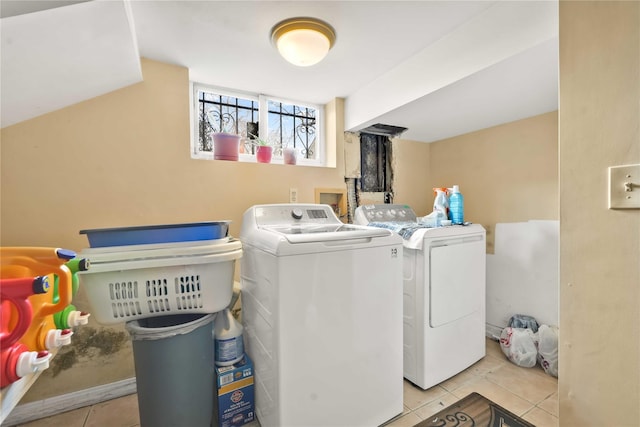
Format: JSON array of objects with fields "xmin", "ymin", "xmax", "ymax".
[
  {"xmin": 432, "ymin": 188, "xmax": 448, "ymax": 227},
  {"xmin": 448, "ymin": 185, "xmax": 464, "ymax": 224}
]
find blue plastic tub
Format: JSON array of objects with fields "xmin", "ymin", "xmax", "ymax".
[{"xmin": 80, "ymin": 221, "xmax": 230, "ymax": 248}]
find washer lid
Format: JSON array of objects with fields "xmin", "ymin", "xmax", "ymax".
[{"xmin": 260, "ymin": 223, "xmax": 391, "ymax": 243}]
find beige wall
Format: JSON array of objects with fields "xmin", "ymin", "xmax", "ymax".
[
  {"xmin": 559, "ymin": 1, "xmax": 640, "ymax": 425},
  {"xmin": 394, "ymin": 112, "xmax": 559, "ymax": 252},
  {"xmin": 391, "ymin": 137, "xmax": 432, "ymax": 216},
  {"xmin": 0, "ymin": 59, "xmax": 345, "ymax": 250},
  {"xmin": 0, "ymin": 58, "xmax": 347, "ymax": 401}
]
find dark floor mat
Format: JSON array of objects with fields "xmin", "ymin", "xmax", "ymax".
[{"xmin": 414, "ymin": 392, "xmax": 536, "ymax": 427}]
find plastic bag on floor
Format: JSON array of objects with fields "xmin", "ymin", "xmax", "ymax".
[
  {"xmin": 508, "ymin": 314, "xmax": 539, "ymax": 333},
  {"xmin": 500, "ymin": 327, "xmax": 538, "ymax": 368},
  {"xmin": 537, "ymin": 325, "xmax": 559, "ymax": 377}
]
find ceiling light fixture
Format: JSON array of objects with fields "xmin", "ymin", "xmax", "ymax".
[{"xmin": 270, "ymin": 17, "xmax": 336, "ymax": 67}]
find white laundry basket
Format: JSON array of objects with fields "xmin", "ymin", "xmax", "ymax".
[{"xmin": 78, "ymin": 239, "xmax": 242, "ymax": 325}]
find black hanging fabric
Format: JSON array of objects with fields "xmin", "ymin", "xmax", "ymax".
[{"xmin": 360, "ymin": 133, "xmax": 392, "ymax": 194}]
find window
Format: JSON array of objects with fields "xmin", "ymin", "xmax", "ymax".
[{"xmin": 191, "ymin": 83, "xmax": 324, "ymax": 165}]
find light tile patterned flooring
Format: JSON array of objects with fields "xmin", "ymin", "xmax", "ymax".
[{"xmin": 17, "ymin": 338, "xmax": 558, "ymax": 427}]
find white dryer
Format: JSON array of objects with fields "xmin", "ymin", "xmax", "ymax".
[
  {"xmin": 240, "ymin": 204, "xmax": 403, "ymax": 427},
  {"xmin": 354, "ymin": 204, "xmax": 486, "ymax": 389}
]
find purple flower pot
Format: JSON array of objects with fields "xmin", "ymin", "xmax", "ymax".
[{"xmin": 212, "ymin": 133, "xmax": 240, "ymax": 161}]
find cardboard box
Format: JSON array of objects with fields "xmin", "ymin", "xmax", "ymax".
[{"xmin": 215, "ymin": 354, "xmax": 255, "ymax": 427}]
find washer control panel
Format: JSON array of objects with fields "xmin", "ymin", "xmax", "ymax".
[
  {"xmin": 255, "ymin": 204, "xmax": 340, "ymax": 226},
  {"xmin": 354, "ymin": 204, "xmax": 418, "ymax": 225}
]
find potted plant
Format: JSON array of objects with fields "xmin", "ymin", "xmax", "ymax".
[
  {"xmin": 248, "ymin": 135, "xmax": 275, "ymax": 164},
  {"xmin": 283, "ymin": 146, "xmax": 297, "ymax": 165},
  {"xmin": 206, "ymin": 110, "xmax": 240, "ymax": 161},
  {"xmin": 212, "ymin": 132, "xmax": 241, "ymax": 161}
]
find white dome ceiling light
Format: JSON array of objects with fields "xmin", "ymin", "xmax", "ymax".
[{"xmin": 270, "ymin": 17, "xmax": 336, "ymax": 67}]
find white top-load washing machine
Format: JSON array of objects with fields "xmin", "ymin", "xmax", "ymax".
[
  {"xmin": 354, "ymin": 204, "xmax": 486, "ymax": 390},
  {"xmin": 240, "ymin": 204, "xmax": 403, "ymax": 427}
]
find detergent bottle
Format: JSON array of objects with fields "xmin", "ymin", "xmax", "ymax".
[
  {"xmin": 214, "ymin": 308, "xmax": 244, "ymax": 366},
  {"xmin": 448, "ymin": 185, "xmax": 464, "ymax": 224},
  {"xmin": 432, "ymin": 188, "xmax": 449, "ymax": 227}
]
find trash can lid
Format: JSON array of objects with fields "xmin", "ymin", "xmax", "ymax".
[{"xmin": 125, "ymin": 313, "xmax": 215, "ymax": 340}]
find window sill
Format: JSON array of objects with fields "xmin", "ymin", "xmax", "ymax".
[{"xmin": 191, "ymin": 152, "xmax": 327, "ymax": 168}]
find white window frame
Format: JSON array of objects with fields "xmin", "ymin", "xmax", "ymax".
[{"xmin": 190, "ymin": 82, "xmax": 326, "ymax": 167}]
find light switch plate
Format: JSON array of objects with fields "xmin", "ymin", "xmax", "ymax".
[{"xmin": 609, "ymin": 164, "xmax": 640, "ymax": 209}]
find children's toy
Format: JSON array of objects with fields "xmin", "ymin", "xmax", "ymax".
[
  {"xmin": 1, "ymin": 247, "xmax": 76, "ymax": 351},
  {"xmin": 1, "ymin": 276, "xmax": 52, "ymax": 387}
]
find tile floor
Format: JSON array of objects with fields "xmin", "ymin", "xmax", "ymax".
[{"xmin": 16, "ymin": 338, "xmax": 558, "ymax": 427}]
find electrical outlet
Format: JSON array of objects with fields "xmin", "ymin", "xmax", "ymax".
[
  {"xmin": 609, "ymin": 164, "xmax": 640, "ymax": 209},
  {"xmin": 289, "ymin": 188, "xmax": 298, "ymax": 203}
]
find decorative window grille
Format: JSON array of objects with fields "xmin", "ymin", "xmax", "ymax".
[
  {"xmin": 267, "ymin": 100, "xmax": 317, "ymax": 160},
  {"xmin": 196, "ymin": 89, "xmax": 259, "ymax": 153},
  {"xmin": 192, "ymin": 83, "xmax": 323, "ymax": 164}
]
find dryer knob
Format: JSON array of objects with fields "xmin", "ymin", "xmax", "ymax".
[{"xmin": 291, "ymin": 209, "xmax": 304, "ymax": 220}]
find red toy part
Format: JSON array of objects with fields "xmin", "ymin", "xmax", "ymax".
[
  {"xmin": 1, "ymin": 343, "xmax": 51, "ymax": 387},
  {"xmin": 0, "ymin": 276, "xmax": 49, "ymax": 348}
]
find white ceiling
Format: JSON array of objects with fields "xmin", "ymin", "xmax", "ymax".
[{"xmin": 0, "ymin": 0, "xmax": 558, "ymax": 142}]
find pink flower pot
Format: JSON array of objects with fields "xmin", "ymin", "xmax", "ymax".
[
  {"xmin": 256, "ymin": 146, "xmax": 273, "ymax": 163},
  {"xmin": 283, "ymin": 147, "xmax": 297, "ymax": 165},
  {"xmin": 212, "ymin": 133, "xmax": 240, "ymax": 161}
]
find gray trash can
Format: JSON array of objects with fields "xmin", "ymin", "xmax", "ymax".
[{"xmin": 126, "ymin": 313, "xmax": 216, "ymax": 427}]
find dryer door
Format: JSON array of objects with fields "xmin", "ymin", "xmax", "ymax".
[{"xmin": 429, "ymin": 235, "xmax": 485, "ymax": 327}]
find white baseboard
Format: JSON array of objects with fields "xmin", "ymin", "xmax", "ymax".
[
  {"xmin": 2, "ymin": 378, "xmax": 137, "ymax": 427},
  {"xmin": 486, "ymin": 323, "xmax": 504, "ymax": 341}
]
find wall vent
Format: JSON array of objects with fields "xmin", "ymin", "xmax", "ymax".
[{"xmin": 360, "ymin": 123, "xmax": 407, "ymax": 138}]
